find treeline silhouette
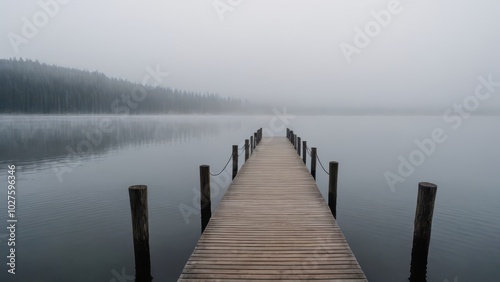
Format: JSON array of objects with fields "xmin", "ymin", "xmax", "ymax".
[{"xmin": 0, "ymin": 58, "xmax": 244, "ymax": 114}]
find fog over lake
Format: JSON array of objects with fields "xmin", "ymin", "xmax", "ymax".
[
  {"xmin": 0, "ymin": 115, "xmax": 498, "ymax": 281},
  {"xmin": 1, "ymin": 1, "xmax": 500, "ymax": 281}
]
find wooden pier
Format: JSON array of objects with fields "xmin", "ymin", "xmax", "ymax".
[{"xmin": 178, "ymin": 136, "xmax": 367, "ymax": 281}]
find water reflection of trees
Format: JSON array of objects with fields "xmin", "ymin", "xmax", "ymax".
[{"xmin": 0, "ymin": 115, "xmax": 241, "ymax": 167}]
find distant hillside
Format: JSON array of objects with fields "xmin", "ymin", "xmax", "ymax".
[{"xmin": 0, "ymin": 58, "xmax": 244, "ymax": 114}]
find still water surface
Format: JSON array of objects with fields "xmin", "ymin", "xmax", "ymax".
[{"xmin": 0, "ymin": 115, "xmax": 498, "ymax": 282}]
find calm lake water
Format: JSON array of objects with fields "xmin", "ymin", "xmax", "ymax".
[{"xmin": 0, "ymin": 115, "xmax": 499, "ymax": 282}]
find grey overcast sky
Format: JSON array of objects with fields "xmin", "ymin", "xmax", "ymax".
[{"xmin": 1, "ymin": 0, "xmax": 500, "ymax": 111}]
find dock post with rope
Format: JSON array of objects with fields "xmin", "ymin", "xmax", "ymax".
[
  {"xmin": 123, "ymin": 127, "xmax": 440, "ymax": 281},
  {"xmin": 178, "ymin": 128, "xmax": 367, "ymax": 281}
]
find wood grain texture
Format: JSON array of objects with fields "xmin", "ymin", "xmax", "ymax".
[{"xmin": 179, "ymin": 137, "xmax": 367, "ymax": 281}]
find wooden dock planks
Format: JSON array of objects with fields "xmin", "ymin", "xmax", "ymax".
[{"xmin": 179, "ymin": 137, "xmax": 367, "ymax": 281}]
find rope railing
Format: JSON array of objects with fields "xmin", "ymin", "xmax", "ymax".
[
  {"xmin": 290, "ymin": 126, "xmax": 441, "ymax": 263},
  {"xmin": 208, "ymin": 129, "xmax": 262, "ymax": 177},
  {"xmin": 200, "ymin": 127, "xmax": 263, "ymax": 232},
  {"xmin": 303, "ymin": 144, "xmax": 329, "ymax": 175},
  {"xmin": 209, "ymin": 152, "xmax": 233, "ymax": 176},
  {"xmin": 316, "ymin": 153, "xmax": 330, "ymax": 175},
  {"xmin": 286, "ymin": 127, "xmax": 338, "ymax": 219}
]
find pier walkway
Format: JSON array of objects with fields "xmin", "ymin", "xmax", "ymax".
[{"xmin": 179, "ymin": 137, "xmax": 367, "ymax": 281}]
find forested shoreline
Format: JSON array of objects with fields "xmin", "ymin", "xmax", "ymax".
[{"xmin": 0, "ymin": 58, "xmax": 246, "ymax": 114}]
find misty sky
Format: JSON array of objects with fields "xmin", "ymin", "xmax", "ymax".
[{"xmin": 1, "ymin": 0, "xmax": 500, "ymax": 112}]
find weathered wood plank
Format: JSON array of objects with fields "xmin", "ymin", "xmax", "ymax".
[{"xmin": 178, "ymin": 137, "xmax": 367, "ymax": 281}]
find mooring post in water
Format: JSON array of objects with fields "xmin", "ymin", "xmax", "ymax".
[
  {"xmin": 286, "ymin": 128, "xmax": 290, "ymax": 139},
  {"xmin": 328, "ymin": 161, "xmax": 339, "ymax": 218},
  {"xmin": 250, "ymin": 136, "xmax": 254, "ymax": 154},
  {"xmin": 302, "ymin": 141, "xmax": 307, "ymax": 164},
  {"xmin": 409, "ymin": 182, "xmax": 438, "ymax": 282},
  {"xmin": 128, "ymin": 185, "xmax": 152, "ymax": 282},
  {"xmin": 297, "ymin": 136, "xmax": 301, "ymax": 156},
  {"xmin": 254, "ymin": 132, "xmax": 258, "ymax": 146},
  {"xmin": 245, "ymin": 139, "xmax": 250, "ymax": 161},
  {"xmin": 199, "ymin": 165, "xmax": 211, "ymax": 233},
  {"xmin": 290, "ymin": 131, "xmax": 294, "ymax": 144},
  {"xmin": 310, "ymin": 147, "xmax": 317, "ymax": 179},
  {"xmin": 294, "ymin": 134, "xmax": 298, "ymax": 151},
  {"xmin": 259, "ymin": 128, "xmax": 262, "ymax": 143},
  {"xmin": 232, "ymin": 145, "xmax": 238, "ymax": 179}
]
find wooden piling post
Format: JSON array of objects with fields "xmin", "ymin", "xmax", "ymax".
[
  {"xmin": 254, "ymin": 132, "xmax": 258, "ymax": 146},
  {"xmin": 290, "ymin": 131, "xmax": 294, "ymax": 144},
  {"xmin": 245, "ymin": 139, "xmax": 250, "ymax": 161},
  {"xmin": 250, "ymin": 136, "xmax": 254, "ymax": 154},
  {"xmin": 310, "ymin": 147, "xmax": 317, "ymax": 179},
  {"xmin": 297, "ymin": 137, "xmax": 301, "ymax": 156},
  {"xmin": 294, "ymin": 134, "xmax": 297, "ymax": 150},
  {"xmin": 232, "ymin": 145, "xmax": 238, "ymax": 179},
  {"xmin": 200, "ymin": 165, "xmax": 211, "ymax": 233},
  {"xmin": 128, "ymin": 185, "xmax": 152, "ymax": 282},
  {"xmin": 409, "ymin": 182, "xmax": 438, "ymax": 281},
  {"xmin": 302, "ymin": 141, "xmax": 307, "ymax": 164},
  {"xmin": 328, "ymin": 161, "xmax": 339, "ymax": 218},
  {"xmin": 286, "ymin": 128, "xmax": 290, "ymax": 139}
]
